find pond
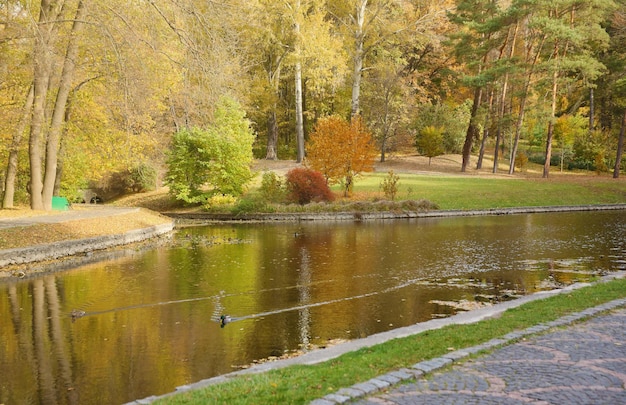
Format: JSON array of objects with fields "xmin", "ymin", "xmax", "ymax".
[{"xmin": 1, "ymin": 210, "xmax": 625, "ymax": 404}]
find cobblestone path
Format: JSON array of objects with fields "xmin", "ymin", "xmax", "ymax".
[{"xmin": 354, "ymin": 308, "xmax": 626, "ymax": 405}]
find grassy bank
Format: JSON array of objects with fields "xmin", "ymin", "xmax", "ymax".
[
  {"xmin": 341, "ymin": 172, "xmax": 626, "ymax": 210},
  {"xmin": 158, "ymin": 277, "xmax": 626, "ymax": 405},
  {"xmin": 216, "ymin": 171, "xmax": 626, "ymax": 215}
]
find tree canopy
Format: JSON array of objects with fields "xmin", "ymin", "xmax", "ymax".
[
  {"xmin": 1, "ymin": 0, "xmax": 625, "ymax": 209},
  {"xmin": 305, "ymin": 115, "xmax": 377, "ymax": 196},
  {"xmin": 164, "ymin": 96, "xmax": 255, "ymax": 204}
]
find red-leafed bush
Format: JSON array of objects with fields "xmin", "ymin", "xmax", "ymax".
[{"xmin": 285, "ymin": 168, "xmax": 335, "ymax": 205}]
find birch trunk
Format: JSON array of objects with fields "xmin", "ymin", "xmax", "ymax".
[
  {"xmin": 294, "ymin": 0, "xmax": 305, "ymax": 163},
  {"xmin": 350, "ymin": 0, "xmax": 367, "ymax": 118}
]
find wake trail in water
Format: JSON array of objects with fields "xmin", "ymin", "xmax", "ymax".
[
  {"xmin": 72, "ymin": 277, "xmax": 430, "ymax": 322},
  {"xmin": 225, "ymin": 278, "xmax": 431, "ymax": 324}
]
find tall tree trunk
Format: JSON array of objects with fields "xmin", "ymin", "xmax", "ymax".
[
  {"xmin": 264, "ymin": 51, "xmax": 285, "ymax": 160},
  {"xmin": 543, "ymin": 69, "xmax": 559, "ymax": 178},
  {"xmin": 589, "ymin": 87, "xmax": 595, "ymax": 131},
  {"xmin": 3, "ymin": 85, "xmax": 34, "ymax": 208},
  {"xmin": 461, "ymin": 87, "xmax": 482, "ymax": 172},
  {"xmin": 266, "ymin": 110, "xmax": 278, "ymax": 160},
  {"xmin": 493, "ymin": 75, "xmax": 509, "ymax": 173},
  {"xmin": 351, "ymin": 0, "xmax": 367, "ymax": 119},
  {"xmin": 41, "ymin": 0, "xmax": 87, "ymax": 209},
  {"xmin": 294, "ymin": 0, "xmax": 305, "ymax": 163},
  {"xmin": 510, "ymin": 34, "xmax": 545, "ymax": 174},
  {"xmin": 613, "ymin": 109, "xmax": 626, "ymax": 178},
  {"xmin": 476, "ymin": 126, "xmax": 488, "ymax": 169},
  {"xmin": 29, "ymin": 1, "xmax": 56, "ymax": 210},
  {"xmin": 53, "ymin": 142, "xmax": 65, "ymax": 197},
  {"xmin": 508, "ymin": 91, "xmax": 530, "ymax": 175},
  {"xmin": 295, "ymin": 63, "xmax": 305, "ymax": 163},
  {"xmin": 476, "ymin": 89, "xmax": 494, "ymax": 170},
  {"xmin": 493, "ymin": 126, "xmax": 501, "ymax": 173}
]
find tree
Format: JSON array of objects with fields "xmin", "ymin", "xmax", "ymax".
[
  {"xmin": 553, "ymin": 114, "xmax": 585, "ymax": 171},
  {"xmin": 305, "ymin": 115, "xmax": 377, "ymax": 196},
  {"xmin": 602, "ymin": 7, "xmax": 626, "ymax": 178},
  {"xmin": 536, "ymin": 0, "xmax": 613, "ymax": 178},
  {"xmin": 362, "ymin": 48, "xmax": 409, "ymax": 162},
  {"xmin": 246, "ymin": 0, "xmax": 292, "ymax": 160},
  {"xmin": 412, "ymin": 102, "xmax": 470, "ymax": 154},
  {"xmin": 415, "ymin": 126, "xmax": 444, "ymax": 165},
  {"xmin": 3, "ymin": 86, "xmax": 33, "ymax": 208},
  {"xmin": 165, "ymin": 96, "xmax": 255, "ymax": 204},
  {"xmin": 615, "ymin": 109, "xmax": 626, "ymax": 177},
  {"xmin": 448, "ymin": 0, "xmax": 500, "ymax": 172}
]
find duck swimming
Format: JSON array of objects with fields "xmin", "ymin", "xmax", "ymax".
[
  {"xmin": 71, "ymin": 309, "xmax": 86, "ymax": 322},
  {"xmin": 220, "ymin": 315, "xmax": 232, "ymax": 328}
]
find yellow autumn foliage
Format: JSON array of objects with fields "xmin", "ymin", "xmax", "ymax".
[{"xmin": 305, "ymin": 116, "xmax": 377, "ymax": 196}]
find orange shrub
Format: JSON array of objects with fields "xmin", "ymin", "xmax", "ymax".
[
  {"xmin": 285, "ymin": 168, "xmax": 335, "ymax": 205},
  {"xmin": 306, "ymin": 115, "xmax": 377, "ymax": 196}
]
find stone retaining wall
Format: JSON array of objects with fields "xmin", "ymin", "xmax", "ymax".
[
  {"xmin": 165, "ymin": 203, "xmax": 626, "ymax": 223},
  {"xmin": 0, "ymin": 222, "xmax": 174, "ymax": 267}
]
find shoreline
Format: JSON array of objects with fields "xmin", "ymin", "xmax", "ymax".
[
  {"xmin": 128, "ymin": 272, "xmax": 626, "ymax": 404},
  {"xmin": 165, "ymin": 203, "xmax": 626, "ymax": 223},
  {"xmin": 1, "ymin": 203, "xmax": 624, "ymax": 278}
]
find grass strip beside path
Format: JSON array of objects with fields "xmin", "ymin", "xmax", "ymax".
[{"xmin": 157, "ymin": 276, "xmax": 626, "ymax": 405}]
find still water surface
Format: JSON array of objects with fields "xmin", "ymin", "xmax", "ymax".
[{"xmin": 1, "ymin": 211, "xmax": 625, "ymax": 404}]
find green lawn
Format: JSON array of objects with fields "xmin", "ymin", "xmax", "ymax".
[
  {"xmin": 343, "ymin": 172, "xmax": 626, "ymax": 210},
  {"xmin": 158, "ymin": 277, "xmax": 626, "ymax": 405}
]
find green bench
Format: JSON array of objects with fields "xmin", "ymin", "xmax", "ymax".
[{"xmin": 52, "ymin": 196, "xmax": 71, "ymax": 211}]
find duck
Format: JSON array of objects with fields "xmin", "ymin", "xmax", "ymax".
[
  {"xmin": 220, "ymin": 315, "xmax": 232, "ymax": 328},
  {"xmin": 71, "ymin": 309, "xmax": 86, "ymax": 322}
]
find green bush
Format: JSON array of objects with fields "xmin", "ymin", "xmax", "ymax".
[
  {"xmin": 231, "ymin": 195, "xmax": 275, "ymax": 214},
  {"xmin": 380, "ymin": 170, "xmax": 400, "ymax": 201},
  {"xmin": 514, "ymin": 152, "xmax": 528, "ymax": 171},
  {"xmin": 203, "ymin": 194, "xmax": 238, "ymax": 211},
  {"xmin": 415, "ymin": 126, "xmax": 444, "ymax": 165},
  {"xmin": 260, "ymin": 171, "xmax": 286, "ymax": 202},
  {"xmin": 128, "ymin": 163, "xmax": 157, "ymax": 192},
  {"xmin": 165, "ymin": 96, "xmax": 255, "ymax": 204}
]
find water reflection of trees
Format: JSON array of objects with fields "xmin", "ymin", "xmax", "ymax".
[{"xmin": 6, "ymin": 276, "xmax": 78, "ymax": 405}]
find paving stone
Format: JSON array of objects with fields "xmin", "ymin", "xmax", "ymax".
[
  {"xmin": 367, "ymin": 378, "xmax": 391, "ymax": 389},
  {"xmin": 322, "ymin": 393, "xmax": 351, "ymax": 403},
  {"xmin": 310, "ymin": 399, "xmax": 336, "ymax": 405},
  {"xmin": 463, "ymin": 343, "xmax": 491, "ymax": 354},
  {"xmin": 411, "ymin": 357, "xmax": 453, "ymax": 373},
  {"xmin": 442, "ymin": 350, "xmax": 470, "ymax": 361},
  {"xmin": 523, "ymin": 325, "xmax": 550, "ymax": 333},
  {"xmin": 351, "ymin": 382, "xmax": 380, "ymax": 394},
  {"xmin": 501, "ymin": 331, "xmax": 527, "ymax": 340},
  {"xmin": 388, "ymin": 369, "xmax": 416, "ymax": 380},
  {"xmin": 377, "ymin": 373, "xmax": 401, "ymax": 384},
  {"xmin": 312, "ymin": 302, "xmax": 626, "ymax": 405},
  {"xmin": 481, "ymin": 338, "xmax": 508, "ymax": 349},
  {"xmin": 397, "ymin": 367, "xmax": 424, "ymax": 379},
  {"xmin": 336, "ymin": 387, "xmax": 365, "ymax": 398}
]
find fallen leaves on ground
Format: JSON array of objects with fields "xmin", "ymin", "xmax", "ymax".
[{"xmin": 0, "ymin": 209, "xmax": 171, "ymax": 250}]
